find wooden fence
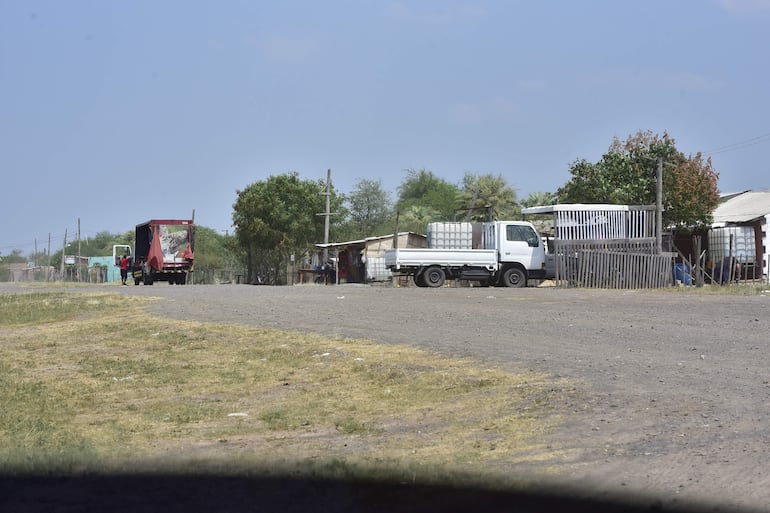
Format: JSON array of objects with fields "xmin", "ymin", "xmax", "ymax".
[{"xmin": 554, "ymin": 240, "xmax": 671, "ymax": 289}]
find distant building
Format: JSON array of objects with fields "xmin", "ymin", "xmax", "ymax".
[
  {"xmin": 88, "ymin": 256, "xmax": 122, "ymax": 283},
  {"xmin": 710, "ymin": 190, "xmax": 770, "ymax": 282},
  {"xmin": 307, "ymin": 232, "xmax": 427, "ymax": 284}
]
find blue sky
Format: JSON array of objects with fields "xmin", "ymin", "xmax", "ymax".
[{"xmin": 2, "ymin": 0, "xmax": 769, "ymax": 254}]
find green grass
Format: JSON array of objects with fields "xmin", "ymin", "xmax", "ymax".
[
  {"xmin": 0, "ymin": 292, "xmax": 128, "ymax": 326},
  {"xmin": 0, "ymin": 290, "xmax": 576, "ymax": 484}
]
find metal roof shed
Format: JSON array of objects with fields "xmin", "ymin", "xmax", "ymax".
[
  {"xmin": 522, "ymin": 204, "xmax": 656, "ymax": 242},
  {"xmin": 522, "ymin": 204, "xmax": 669, "ymax": 288},
  {"xmin": 712, "ymin": 191, "xmax": 770, "ymax": 225}
]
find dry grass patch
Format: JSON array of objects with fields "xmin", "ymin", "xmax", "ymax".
[
  {"xmin": 0, "ymin": 291, "xmax": 577, "ymax": 484},
  {"xmin": 661, "ymin": 283, "xmax": 770, "ymax": 295}
]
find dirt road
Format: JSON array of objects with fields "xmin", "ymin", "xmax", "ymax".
[
  {"xmin": 4, "ymin": 282, "xmax": 770, "ymax": 511},
  {"xmin": 110, "ymin": 283, "xmax": 768, "ymax": 512}
]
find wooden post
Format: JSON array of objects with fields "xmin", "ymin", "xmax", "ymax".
[
  {"xmin": 322, "ymin": 169, "xmax": 331, "ymax": 264},
  {"xmin": 392, "ymin": 210, "xmax": 399, "ymax": 250},
  {"xmin": 656, "ymin": 157, "xmax": 663, "ymax": 254},
  {"xmin": 60, "ymin": 229, "xmax": 67, "ymax": 282},
  {"xmin": 391, "ymin": 210, "xmax": 400, "ymax": 287},
  {"xmin": 47, "ymin": 233, "xmax": 51, "ymax": 282},
  {"xmin": 693, "ymin": 235, "xmax": 703, "ymax": 287},
  {"xmin": 77, "ymin": 218, "xmax": 81, "ymax": 282},
  {"xmin": 189, "ymin": 209, "xmax": 195, "ymax": 285}
]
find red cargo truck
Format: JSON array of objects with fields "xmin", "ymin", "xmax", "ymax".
[{"xmin": 114, "ymin": 219, "xmax": 195, "ymax": 285}]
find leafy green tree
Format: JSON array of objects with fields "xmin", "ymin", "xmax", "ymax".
[
  {"xmin": 186, "ymin": 226, "xmax": 226, "ymax": 282},
  {"xmin": 396, "ymin": 168, "xmax": 459, "ymax": 221},
  {"xmin": 232, "ymin": 172, "xmax": 343, "ymax": 284},
  {"xmin": 557, "ymin": 130, "xmax": 719, "ymax": 227},
  {"xmin": 398, "ymin": 205, "xmax": 442, "ymax": 234},
  {"xmin": 521, "ymin": 191, "xmax": 556, "ymax": 209},
  {"xmin": 1, "ymin": 249, "xmax": 26, "ymax": 264},
  {"xmin": 46, "ymin": 230, "xmax": 134, "ymax": 271},
  {"xmin": 663, "ymin": 151, "xmax": 719, "ymax": 228},
  {"xmin": 60, "ymin": 230, "xmax": 133, "ymax": 259},
  {"xmin": 0, "ymin": 250, "xmax": 26, "ymax": 281},
  {"xmin": 342, "ymin": 178, "xmax": 393, "ymax": 240},
  {"xmin": 457, "ymin": 173, "xmax": 519, "ymax": 221}
]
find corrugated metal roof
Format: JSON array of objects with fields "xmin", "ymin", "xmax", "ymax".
[
  {"xmin": 522, "ymin": 203, "xmax": 654, "ymax": 215},
  {"xmin": 316, "ymin": 232, "xmax": 423, "ymax": 248},
  {"xmin": 712, "ymin": 191, "xmax": 770, "ymax": 224}
]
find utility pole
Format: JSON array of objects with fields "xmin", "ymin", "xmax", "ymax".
[
  {"xmin": 392, "ymin": 210, "xmax": 400, "ymax": 249},
  {"xmin": 47, "ymin": 233, "xmax": 51, "ymax": 282},
  {"xmin": 656, "ymin": 157, "xmax": 663, "ymax": 254},
  {"xmin": 60, "ymin": 229, "xmax": 67, "ymax": 281},
  {"xmin": 190, "ymin": 209, "xmax": 195, "ymax": 284},
  {"xmin": 319, "ymin": 169, "xmax": 332, "ymax": 264},
  {"xmin": 77, "ymin": 218, "xmax": 81, "ymax": 282}
]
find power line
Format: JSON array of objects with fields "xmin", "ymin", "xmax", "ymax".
[
  {"xmin": 1, "ymin": 231, "xmax": 72, "ymax": 253},
  {"xmin": 702, "ymin": 132, "xmax": 770, "ymax": 156}
]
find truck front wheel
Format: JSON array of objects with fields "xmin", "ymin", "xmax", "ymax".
[
  {"xmin": 501, "ymin": 267, "xmax": 526, "ymax": 288},
  {"xmin": 424, "ymin": 266, "xmax": 446, "ymax": 288}
]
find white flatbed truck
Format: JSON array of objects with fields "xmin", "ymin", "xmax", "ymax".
[{"xmin": 385, "ymin": 221, "xmax": 546, "ymax": 287}]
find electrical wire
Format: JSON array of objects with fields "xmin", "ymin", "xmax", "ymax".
[{"xmin": 702, "ymin": 132, "xmax": 770, "ymax": 156}]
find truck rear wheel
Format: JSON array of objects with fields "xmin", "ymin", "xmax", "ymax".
[
  {"xmin": 424, "ymin": 266, "xmax": 445, "ymax": 288},
  {"xmin": 501, "ymin": 267, "xmax": 526, "ymax": 288}
]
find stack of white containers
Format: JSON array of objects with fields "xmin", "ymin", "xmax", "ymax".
[
  {"xmin": 365, "ymin": 256, "xmax": 391, "ymax": 282},
  {"xmin": 427, "ymin": 222, "xmax": 473, "ymax": 249},
  {"xmin": 708, "ymin": 226, "xmax": 756, "ymax": 262}
]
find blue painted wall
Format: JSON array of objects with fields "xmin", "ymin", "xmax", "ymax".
[{"xmin": 89, "ymin": 256, "xmax": 122, "ymax": 283}]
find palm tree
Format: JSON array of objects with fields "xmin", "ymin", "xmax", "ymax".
[{"xmin": 457, "ymin": 173, "xmax": 519, "ymax": 221}]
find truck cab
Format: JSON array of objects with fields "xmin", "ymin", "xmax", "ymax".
[
  {"xmin": 483, "ymin": 221, "xmax": 546, "ymax": 286},
  {"xmin": 485, "ymin": 222, "xmax": 543, "ymax": 264}
]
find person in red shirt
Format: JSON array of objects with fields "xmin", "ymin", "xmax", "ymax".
[{"xmin": 118, "ymin": 254, "xmax": 129, "ymax": 286}]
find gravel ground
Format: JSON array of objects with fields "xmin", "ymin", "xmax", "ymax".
[{"xmin": 3, "ymin": 282, "xmax": 770, "ymax": 512}]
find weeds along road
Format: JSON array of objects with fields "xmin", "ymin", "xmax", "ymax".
[{"xmin": 118, "ymin": 283, "xmax": 770, "ymax": 512}]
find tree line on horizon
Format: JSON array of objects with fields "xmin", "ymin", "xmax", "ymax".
[
  {"xmin": 232, "ymin": 130, "xmax": 719, "ymax": 284},
  {"xmin": 2, "ymin": 130, "xmax": 719, "ymax": 285}
]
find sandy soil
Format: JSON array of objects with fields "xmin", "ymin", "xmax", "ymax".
[{"xmin": 3, "ymin": 282, "xmax": 770, "ymax": 512}]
